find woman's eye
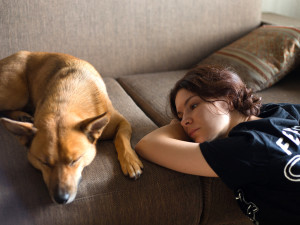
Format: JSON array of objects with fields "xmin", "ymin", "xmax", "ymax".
[
  {"xmin": 177, "ymin": 112, "xmax": 182, "ymax": 121},
  {"xmin": 191, "ymin": 104, "xmax": 198, "ymax": 110}
]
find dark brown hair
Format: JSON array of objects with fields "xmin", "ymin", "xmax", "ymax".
[{"xmin": 169, "ymin": 65, "xmax": 262, "ymax": 119}]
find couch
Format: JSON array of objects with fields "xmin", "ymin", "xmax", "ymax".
[{"xmin": 1, "ymin": 1, "xmax": 299, "ymax": 224}]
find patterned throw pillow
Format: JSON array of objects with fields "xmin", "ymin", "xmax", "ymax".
[{"xmin": 197, "ymin": 25, "xmax": 300, "ymax": 92}]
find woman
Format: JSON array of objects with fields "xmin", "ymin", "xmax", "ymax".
[{"xmin": 135, "ymin": 65, "xmax": 300, "ymax": 225}]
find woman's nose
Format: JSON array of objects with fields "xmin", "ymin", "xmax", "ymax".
[{"xmin": 181, "ymin": 116, "xmax": 192, "ymax": 127}]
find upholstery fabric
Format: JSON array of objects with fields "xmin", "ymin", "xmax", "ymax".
[
  {"xmin": 0, "ymin": 0, "xmax": 261, "ymax": 77},
  {"xmin": 198, "ymin": 26, "xmax": 300, "ymax": 91},
  {"xmin": 0, "ymin": 78, "xmax": 202, "ymax": 225},
  {"xmin": 118, "ymin": 70, "xmax": 187, "ymax": 126},
  {"xmin": 257, "ymin": 67, "xmax": 300, "ymax": 104}
]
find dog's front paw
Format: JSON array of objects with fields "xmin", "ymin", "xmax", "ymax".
[{"xmin": 119, "ymin": 151, "xmax": 143, "ymax": 180}]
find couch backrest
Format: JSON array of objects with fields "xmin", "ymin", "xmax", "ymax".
[{"xmin": 0, "ymin": 0, "xmax": 261, "ymax": 77}]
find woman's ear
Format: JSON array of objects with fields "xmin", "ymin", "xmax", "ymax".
[
  {"xmin": 228, "ymin": 101, "xmax": 235, "ymax": 111},
  {"xmin": 210, "ymin": 99, "xmax": 232, "ymax": 115}
]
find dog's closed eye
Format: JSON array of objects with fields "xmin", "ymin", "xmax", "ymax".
[
  {"xmin": 37, "ymin": 157, "xmax": 54, "ymax": 169},
  {"xmin": 39, "ymin": 159, "xmax": 54, "ymax": 168},
  {"xmin": 69, "ymin": 156, "xmax": 82, "ymax": 167}
]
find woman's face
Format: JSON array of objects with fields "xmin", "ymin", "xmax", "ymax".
[{"xmin": 175, "ymin": 88, "xmax": 231, "ymax": 143}]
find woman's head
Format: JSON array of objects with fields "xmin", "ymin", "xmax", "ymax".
[
  {"xmin": 170, "ymin": 65, "xmax": 261, "ymax": 119},
  {"xmin": 169, "ymin": 65, "xmax": 262, "ymax": 142}
]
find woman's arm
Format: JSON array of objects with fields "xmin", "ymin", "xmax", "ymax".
[{"xmin": 135, "ymin": 121, "xmax": 217, "ymax": 177}]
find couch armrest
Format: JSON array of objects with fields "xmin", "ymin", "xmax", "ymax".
[{"xmin": 261, "ymin": 12, "xmax": 300, "ymax": 27}]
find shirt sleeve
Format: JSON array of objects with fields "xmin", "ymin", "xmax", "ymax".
[{"xmin": 200, "ymin": 131, "xmax": 268, "ymax": 189}]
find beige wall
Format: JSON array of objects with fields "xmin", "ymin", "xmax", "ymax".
[{"xmin": 262, "ymin": 0, "xmax": 300, "ymax": 19}]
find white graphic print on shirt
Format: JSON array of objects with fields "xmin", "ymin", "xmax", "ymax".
[
  {"xmin": 235, "ymin": 189, "xmax": 259, "ymax": 224},
  {"xmin": 276, "ymin": 126, "xmax": 300, "ymax": 182}
]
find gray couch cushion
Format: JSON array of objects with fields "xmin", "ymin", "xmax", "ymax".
[
  {"xmin": 0, "ymin": 78, "xmax": 202, "ymax": 225},
  {"xmin": 118, "ymin": 70, "xmax": 187, "ymax": 126},
  {"xmin": 1, "ymin": 0, "xmax": 261, "ymax": 77},
  {"xmin": 118, "ymin": 69, "xmax": 300, "ymax": 128},
  {"xmin": 257, "ymin": 68, "xmax": 300, "ymax": 104}
]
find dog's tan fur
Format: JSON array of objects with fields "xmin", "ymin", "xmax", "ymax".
[{"xmin": 0, "ymin": 51, "xmax": 143, "ymax": 204}]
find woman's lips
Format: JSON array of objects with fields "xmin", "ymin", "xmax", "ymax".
[{"xmin": 188, "ymin": 128, "xmax": 199, "ymax": 137}]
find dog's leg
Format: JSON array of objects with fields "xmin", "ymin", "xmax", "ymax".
[
  {"xmin": 114, "ymin": 114, "xmax": 144, "ymax": 179},
  {"xmin": 102, "ymin": 111, "xmax": 143, "ymax": 179}
]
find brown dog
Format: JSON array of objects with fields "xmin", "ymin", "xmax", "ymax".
[{"xmin": 0, "ymin": 51, "xmax": 143, "ymax": 204}]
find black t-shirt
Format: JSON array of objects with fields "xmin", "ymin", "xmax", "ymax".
[{"xmin": 200, "ymin": 103, "xmax": 300, "ymax": 225}]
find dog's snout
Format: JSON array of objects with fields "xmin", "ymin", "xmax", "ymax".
[{"xmin": 53, "ymin": 186, "xmax": 70, "ymax": 204}]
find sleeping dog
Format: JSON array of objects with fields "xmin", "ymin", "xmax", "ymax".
[{"xmin": 0, "ymin": 51, "xmax": 143, "ymax": 204}]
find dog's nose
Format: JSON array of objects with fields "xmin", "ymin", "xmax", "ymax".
[{"xmin": 53, "ymin": 187, "xmax": 70, "ymax": 204}]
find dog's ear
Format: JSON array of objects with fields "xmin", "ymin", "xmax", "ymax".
[
  {"xmin": 80, "ymin": 112, "xmax": 109, "ymax": 143},
  {"xmin": 0, "ymin": 117, "xmax": 37, "ymax": 147}
]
